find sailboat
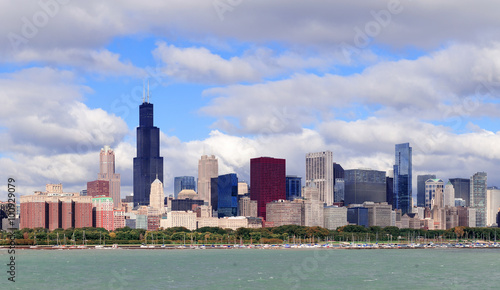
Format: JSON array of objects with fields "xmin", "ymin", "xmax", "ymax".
[
  {"xmin": 95, "ymin": 232, "xmax": 104, "ymax": 249},
  {"xmin": 30, "ymin": 234, "xmax": 38, "ymax": 249},
  {"xmin": 77, "ymin": 230, "xmax": 88, "ymax": 249},
  {"xmin": 69, "ymin": 231, "xmax": 76, "ymax": 249},
  {"xmin": 53, "ymin": 233, "xmax": 64, "ymax": 249},
  {"xmin": 141, "ymin": 232, "xmax": 148, "ymax": 248},
  {"xmin": 148, "ymin": 233, "xmax": 155, "ymax": 248}
]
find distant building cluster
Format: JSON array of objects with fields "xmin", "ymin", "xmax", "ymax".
[{"xmin": 12, "ymin": 99, "xmax": 500, "ymax": 232}]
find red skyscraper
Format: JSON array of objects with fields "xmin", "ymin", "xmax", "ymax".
[{"xmin": 250, "ymin": 157, "xmax": 286, "ymax": 220}]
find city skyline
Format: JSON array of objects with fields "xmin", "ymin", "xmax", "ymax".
[{"xmin": 3, "ymin": 2, "xmax": 500, "ymax": 201}]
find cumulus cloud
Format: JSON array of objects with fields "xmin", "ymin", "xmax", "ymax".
[
  {"xmin": 0, "ymin": 67, "xmax": 129, "ymax": 199},
  {"xmin": 201, "ymin": 43, "xmax": 500, "ymax": 134},
  {"xmin": 8, "ymin": 48, "xmax": 144, "ymax": 77},
  {"xmin": 2, "ymin": 1, "xmax": 500, "ymax": 57},
  {"xmin": 152, "ymin": 42, "xmax": 338, "ymax": 84}
]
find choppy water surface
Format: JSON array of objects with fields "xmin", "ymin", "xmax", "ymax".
[{"xmin": 3, "ymin": 248, "xmax": 499, "ymax": 289}]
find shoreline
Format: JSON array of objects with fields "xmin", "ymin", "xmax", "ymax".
[{"xmin": 4, "ymin": 242, "xmax": 500, "ymax": 250}]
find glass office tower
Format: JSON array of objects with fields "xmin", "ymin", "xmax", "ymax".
[
  {"xmin": 217, "ymin": 173, "xmax": 238, "ymax": 218},
  {"xmin": 285, "ymin": 175, "xmax": 302, "ymax": 201},
  {"xmin": 393, "ymin": 143, "xmax": 412, "ymax": 215},
  {"xmin": 174, "ymin": 176, "xmax": 196, "ymax": 198}
]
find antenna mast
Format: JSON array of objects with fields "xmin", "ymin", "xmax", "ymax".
[
  {"xmin": 147, "ymin": 79, "xmax": 150, "ymax": 103},
  {"xmin": 142, "ymin": 79, "xmax": 145, "ymax": 103}
]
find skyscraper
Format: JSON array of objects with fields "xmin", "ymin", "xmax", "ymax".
[
  {"xmin": 92, "ymin": 197, "xmax": 114, "ymax": 231},
  {"xmin": 426, "ymin": 179, "xmax": 444, "ymax": 208},
  {"xmin": 486, "ymin": 187, "xmax": 500, "ymax": 227},
  {"xmin": 393, "ymin": 143, "xmax": 412, "ymax": 215},
  {"xmin": 449, "ymin": 178, "xmax": 471, "ymax": 207},
  {"xmin": 174, "ymin": 176, "xmax": 196, "ymax": 198},
  {"xmin": 470, "ymin": 172, "xmax": 487, "ymax": 227},
  {"xmin": 443, "ymin": 181, "xmax": 455, "ymax": 207},
  {"xmin": 344, "ymin": 169, "xmax": 386, "ymax": 206},
  {"xmin": 250, "ymin": 157, "xmax": 286, "ymax": 220},
  {"xmin": 97, "ymin": 146, "xmax": 121, "ymax": 208},
  {"xmin": 133, "ymin": 97, "xmax": 164, "ymax": 207},
  {"xmin": 149, "ymin": 178, "xmax": 165, "ymax": 214},
  {"xmin": 217, "ymin": 173, "xmax": 238, "ymax": 218},
  {"xmin": 285, "ymin": 175, "xmax": 302, "ymax": 201},
  {"xmin": 306, "ymin": 151, "xmax": 334, "ymax": 205},
  {"xmin": 417, "ymin": 174, "xmax": 436, "ymax": 207},
  {"xmin": 198, "ymin": 155, "xmax": 218, "ymax": 206}
]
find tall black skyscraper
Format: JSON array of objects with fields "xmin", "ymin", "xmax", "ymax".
[{"xmin": 133, "ymin": 97, "xmax": 163, "ymax": 207}]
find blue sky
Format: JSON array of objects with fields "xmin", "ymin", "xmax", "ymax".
[{"xmin": 2, "ymin": 0, "xmax": 500, "ymax": 201}]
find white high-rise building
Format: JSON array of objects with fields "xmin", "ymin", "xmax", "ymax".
[
  {"xmin": 306, "ymin": 151, "xmax": 334, "ymax": 205},
  {"xmin": 443, "ymin": 181, "xmax": 455, "ymax": 207},
  {"xmin": 197, "ymin": 155, "xmax": 218, "ymax": 206},
  {"xmin": 303, "ymin": 182, "xmax": 324, "ymax": 227},
  {"xmin": 98, "ymin": 145, "xmax": 121, "ymax": 208},
  {"xmin": 149, "ymin": 178, "xmax": 165, "ymax": 214},
  {"xmin": 486, "ymin": 188, "xmax": 500, "ymax": 227}
]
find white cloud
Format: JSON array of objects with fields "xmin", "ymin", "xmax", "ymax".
[
  {"xmin": 3, "ymin": 1, "xmax": 500, "ymax": 57},
  {"xmin": 9, "ymin": 48, "xmax": 144, "ymax": 77},
  {"xmin": 152, "ymin": 42, "xmax": 339, "ymax": 84},
  {"xmin": 201, "ymin": 43, "xmax": 500, "ymax": 134}
]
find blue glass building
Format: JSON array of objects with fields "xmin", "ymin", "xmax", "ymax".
[
  {"xmin": 133, "ymin": 100, "xmax": 164, "ymax": 207},
  {"xmin": 174, "ymin": 176, "xmax": 196, "ymax": 198},
  {"xmin": 393, "ymin": 143, "xmax": 412, "ymax": 214},
  {"xmin": 347, "ymin": 207, "xmax": 369, "ymax": 227},
  {"xmin": 286, "ymin": 175, "xmax": 302, "ymax": 200},
  {"xmin": 217, "ymin": 173, "xmax": 238, "ymax": 218}
]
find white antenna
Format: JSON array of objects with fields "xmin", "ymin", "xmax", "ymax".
[
  {"xmin": 147, "ymin": 79, "xmax": 150, "ymax": 103},
  {"xmin": 142, "ymin": 79, "xmax": 145, "ymax": 103}
]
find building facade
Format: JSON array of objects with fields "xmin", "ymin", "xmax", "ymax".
[
  {"xmin": 449, "ymin": 178, "xmax": 471, "ymax": 207},
  {"xmin": 443, "ymin": 181, "xmax": 455, "ymax": 208},
  {"xmin": 238, "ymin": 196, "xmax": 258, "ymax": 217},
  {"xmin": 306, "ymin": 151, "xmax": 334, "ymax": 205},
  {"xmin": 393, "ymin": 143, "xmax": 412, "ymax": 214},
  {"xmin": 344, "ymin": 169, "xmax": 386, "ymax": 206},
  {"xmin": 217, "ymin": 173, "xmax": 238, "ymax": 218},
  {"xmin": 87, "ymin": 180, "xmax": 109, "ymax": 198},
  {"xmin": 486, "ymin": 187, "xmax": 500, "ymax": 227},
  {"xmin": 198, "ymin": 155, "xmax": 218, "ymax": 207},
  {"xmin": 347, "ymin": 207, "xmax": 369, "ymax": 228},
  {"xmin": 174, "ymin": 176, "xmax": 196, "ymax": 199},
  {"xmin": 425, "ymin": 179, "xmax": 444, "ymax": 208},
  {"xmin": 470, "ymin": 172, "xmax": 487, "ymax": 227},
  {"xmin": 417, "ymin": 174, "xmax": 436, "ymax": 207},
  {"xmin": 250, "ymin": 157, "xmax": 286, "ymax": 220},
  {"xmin": 323, "ymin": 206, "xmax": 348, "ymax": 230},
  {"xmin": 133, "ymin": 99, "xmax": 164, "ymax": 207},
  {"xmin": 92, "ymin": 197, "xmax": 114, "ymax": 231},
  {"xmin": 97, "ymin": 145, "xmax": 121, "ymax": 208},
  {"xmin": 149, "ymin": 178, "xmax": 165, "ymax": 214},
  {"xmin": 285, "ymin": 175, "xmax": 302, "ymax": 201},
  {"xmin": 266, "ymin": 200, "xmax": 304, "ymax": 227}
]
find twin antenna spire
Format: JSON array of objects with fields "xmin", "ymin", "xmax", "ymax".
[{"xmin": 142, "ymin": 79, "xmax": 150, "ymax": 103}]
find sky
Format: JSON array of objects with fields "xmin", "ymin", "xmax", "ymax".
[{"xmin": 2, "ymin": 0, "xmax": 500, "ymax": 201}]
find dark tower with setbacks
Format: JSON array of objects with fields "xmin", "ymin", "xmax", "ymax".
[{"xmin": 133, "ymin": 89, "xmax": 163, "ymax": 207}]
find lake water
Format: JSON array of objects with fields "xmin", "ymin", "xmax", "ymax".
[{"xmin": 3, "ymin": 248, "xmax": 500, "ymax": 289}]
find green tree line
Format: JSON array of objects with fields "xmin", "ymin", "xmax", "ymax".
[{"xmin": 2, "ymin": 225, "xmax": 500, "ymax": 245}]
